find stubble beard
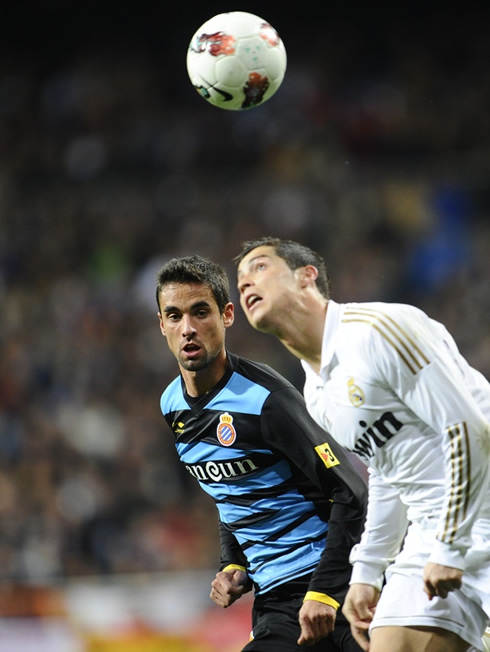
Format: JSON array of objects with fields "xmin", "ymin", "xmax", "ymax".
[{"xmin": 178, "ymin": 348, "xmax": 219, "ymax": 373}]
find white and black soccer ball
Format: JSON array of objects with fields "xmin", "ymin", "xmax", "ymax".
[{"xmin": 186, "ymin": 11, "xmax": 287, "ymax": 110}]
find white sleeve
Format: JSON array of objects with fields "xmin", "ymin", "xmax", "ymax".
[
  {"xmin": 371, "ymin": 307, "xmax": 490, "ymax": 570},
  {"xmin": 349, "ymin": 468, "xmax": 408, "ymax": 589},
  {"xmin": 303, "ymin": 371, "xmax": 330, "ymax": 432}
]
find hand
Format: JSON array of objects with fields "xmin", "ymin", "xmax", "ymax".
[
  {"xmin": 423, "ymin": 562, "xmax": 463, "ymax": 600},
  {"xmin": 210, "ymin": 569, "xmax": 251, "ymax": 608},
  {"xmin": 297, "ymin": 600, "xmax": 337, "ymax": 647},
  {"xmin": 342, "ymin": 584, "xmax": 379, "ymax": 652}
]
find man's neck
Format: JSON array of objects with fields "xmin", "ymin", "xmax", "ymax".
[
  {"xmin": 181, "ymin": 352, "xmax": 228, "ymax": 398},
  {"xmin": 277, "ymin": 300, "xmax": 328, "ymax": 374}
]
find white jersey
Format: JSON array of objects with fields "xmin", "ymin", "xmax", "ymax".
[{"xmin": 302, "ymin": 300, "xmax": 490, "ymax": 591}]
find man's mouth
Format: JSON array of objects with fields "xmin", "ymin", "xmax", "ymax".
[
  {"xmin": 182, "ymin": 342, "xmax": 201, "ymax": 357},
  {"xmin": 246, "ymin": 294, "xmax": 262, "ymax": 311}
]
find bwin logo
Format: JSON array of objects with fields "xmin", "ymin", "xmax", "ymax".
[{"xmin": 352, "ymin": 411, "xmax": 403, "ymax": 460}]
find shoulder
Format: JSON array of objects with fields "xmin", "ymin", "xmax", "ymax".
[
  {"xmin": 337, "ymin": 301, "xmax": 441, "ymax": 378},
  {"xmin": 227, "ymin": 351, "xmax": 296, "ymax": 393},
  {"xmin": 160, "ymin": 376, "xmax": 186, "ymax": 415},
  {"xmin": 340, "ymin": 301, "xmax": 422, "ymax": 326},
  {"xmin": 223, "ymin": 352, "xmax": 305, "ymax": 418},
  {"xmin": 338, "ymin": 301, "xmax": 431, "ymax": 346}
]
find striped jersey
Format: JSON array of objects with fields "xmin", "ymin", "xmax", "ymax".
[
  {"xmin": 302, "ymin": 300, "xmax": 490, "ymax": 588},
  {"xmin": 160, "ymin": 351, "xmax": 367, "ymax": 599}
]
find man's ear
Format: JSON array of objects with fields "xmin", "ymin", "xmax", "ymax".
[
  {"xmin": 223, "ymin": 302, "xmax": 235, "ymax": 329},
  {"xmin": 158, "ymin": 313, "xmax": 166, "ymax": 337},
  {"xmin": 296, "ymin": 265, "xmax": 319, "ymax": 288}
]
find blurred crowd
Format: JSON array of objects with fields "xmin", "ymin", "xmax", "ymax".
[{"xmin": 0, "ymin": 10, "xmax": 489, "ymax": 582}]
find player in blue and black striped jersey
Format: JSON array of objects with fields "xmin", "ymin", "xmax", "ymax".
[{"xmin": 156, "ymin": 254, "xmax": 367, "ymax": 651}]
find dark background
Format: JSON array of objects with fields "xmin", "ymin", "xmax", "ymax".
[{"xmin": 2, "ymin": 3, "xmax": 487, "ymax": 99}]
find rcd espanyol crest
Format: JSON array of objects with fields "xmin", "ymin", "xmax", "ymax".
[{"xmin": 217, "ymin": 412, "xmax": 236, "ymax": 446}]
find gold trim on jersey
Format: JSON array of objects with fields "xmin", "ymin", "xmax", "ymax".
[
  {"xmin": 342, "ymin": 307, "xmax": 430, "ymax": 374},
  {"xmin": 438, "ymin": 422, "xmax": 471, "ymax": 544}
]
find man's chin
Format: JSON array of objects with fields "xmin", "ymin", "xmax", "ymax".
[
  {"xmin": 248, "ymin": 311, "xmax": 272, "ymax": 334},
  {"xmin": 179, "ymin": 357, "xmax": 207, "ymax": 372}
]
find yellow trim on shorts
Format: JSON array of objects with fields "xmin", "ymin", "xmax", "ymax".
[{"xmin": 304, "ymin": 591, "xmax": 340, "ymax": 609}]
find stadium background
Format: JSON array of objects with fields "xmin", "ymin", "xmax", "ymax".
[{"xmin": 0, "ymin": 2, "xmax": 489, "ymax": 649}]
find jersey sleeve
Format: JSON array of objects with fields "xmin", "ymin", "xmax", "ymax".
[
  {"xmin": 349, "ymin": 468, "xmax": 409, "ymax": 589},
  {"xmin": 370, "ymin": 306, "xmax": 490, "ymax": 570},
  {"xmin": 218, "ymin": 518, "xmax": 249, "ymax": 571},
  {"xmin": 261, "ymin": 386, "xmax": 368, "ymax": 605}
]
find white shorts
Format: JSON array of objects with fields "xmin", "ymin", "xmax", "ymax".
[
  {"xmin": 370, "ymin": 521, "xmax": 490, "ymax": 650},
  {"xmin": 480, "ymin": 627, "xmax": 490, "ymax": 652}
]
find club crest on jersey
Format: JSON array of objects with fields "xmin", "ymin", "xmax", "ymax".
[
  {"xmin": 347, "ymin": 377, "xmax": 365, "ymax": 407},
  {"xmin": 217, "ymin": 412, "xmax": 236, "ymax": 446}
]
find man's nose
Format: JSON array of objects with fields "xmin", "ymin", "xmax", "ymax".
[
  {"xmin": 238, "ymin": 274, "xmax": 252, "ymax": 294},
  {"xmin": 181, "ymin": 315, "xmax": 196, "ymax": 337}
]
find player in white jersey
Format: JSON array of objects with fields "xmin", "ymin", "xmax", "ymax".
[{"xmin": 235, "ymin": 237, "xmax": 490, "ymax": 652}]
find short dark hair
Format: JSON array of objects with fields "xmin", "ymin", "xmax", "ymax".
[
  {"xmin": 234, "ymin": 237, "xmax": 330, "ymax": 299},
  {"xmin": 156, "ymin": 255, "xmax": 231, "ymax": 312}
]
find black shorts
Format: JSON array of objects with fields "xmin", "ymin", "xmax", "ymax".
[{"xmin": 241, "ymin": 576, "xmax": 362, "ymax": 652}]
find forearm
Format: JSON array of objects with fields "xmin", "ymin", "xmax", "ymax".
[
  {"xmin": 307, "ymin": 487, "xmax": 367, "ymax": 602},
  {"xmin": 349, "ymin": 470, "xmax": 409, "ymax": 590},
  {"xmin": 219, "ymin": 519, "xmax": 248, "ymax": 570},
  {"xmin": 430, "ymin": 417, "xmax": 490, "ymax": 569}
]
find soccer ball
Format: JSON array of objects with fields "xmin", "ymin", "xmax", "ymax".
[{"xmin": 186, "ymin": 11, "xmax": 287, "ymax": 110}]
